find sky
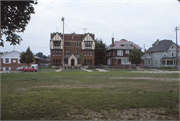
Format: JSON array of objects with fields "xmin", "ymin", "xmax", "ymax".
[{"xmin": 1, "ymin": 0, "xmax": 180, "ymax": 56}]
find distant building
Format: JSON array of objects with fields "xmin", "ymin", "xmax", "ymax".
[
  {"xmin": 0, "ymin": 50, "xmax": 41, "ymax": 71},
  {"xmin": 50, "ymin": 32, "xmax": 95, "ymax": 68},
  {"xmin": 142, "ymin": 39, "xmax": 180, "ymax": 68},
  {"xmin": 106, "ymin": 38, "xmax": 142, "ymax": 68}
]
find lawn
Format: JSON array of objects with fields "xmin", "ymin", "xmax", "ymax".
[{"xmin": 1, "ymin": 69, "xmax": 179, "ymax": 120}]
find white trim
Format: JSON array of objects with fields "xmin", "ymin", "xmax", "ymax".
[{"xmin": 168, "ymin": 44, "xmax": 180, "ymax": 51}]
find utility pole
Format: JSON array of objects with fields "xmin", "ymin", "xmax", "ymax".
[
  {"xmin": 175, "ymin": 26, "xmax": 179, "ymax": 70},
  {"xmin": 62, "ymin": 17, "xmax": 65, "ymax": 70}
]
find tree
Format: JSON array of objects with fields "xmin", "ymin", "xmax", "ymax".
[
  {"xmin": 78, "ymin": 53, "xmax": 83, "ymax": 65},
  {"xmin": 1, "ymin": 1, "xmax": 37, "ymax": 47},
  {"xmin": 95, "ymin": 39, "xmax": 107, "ymax": 65},
  {"xmin": 20, "ymin": 47, "xmax": 34, "ymax": 70},
  {"xmin": 128, "ymin": 47, "xmax": 142, "ymax": 64}
]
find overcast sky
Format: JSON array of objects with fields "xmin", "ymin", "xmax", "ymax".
[{"xmin": 1, "ymin": 0, "xmax": 180, "ymax": 56}]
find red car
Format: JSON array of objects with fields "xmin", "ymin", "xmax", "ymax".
[
  {"xmin": 22, "ymin": 67, "xmax": 37, "ymax": 72},
  {"xmin": 21, "ymin": 67, "xmax": 27, "ymax": 72}
]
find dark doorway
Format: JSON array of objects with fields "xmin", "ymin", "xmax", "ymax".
[{"xmin": 71, "ymin": 59, "xmax": 74, "ymax": 66}]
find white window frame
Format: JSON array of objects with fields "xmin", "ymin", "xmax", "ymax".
[
  {"xmin": 117, "ymin": 50, "xmax": 123, "ymax": 56},
  {"xmin": 125, "ymin": 50, "xmax": 130, "ymax": 54},
  {"xmin": 121, "ymin": 59, "xmax": 130, "ymax": 64},
  {"xmin": 4, "ymin": 58, "xmax": 10, "ymax": 64},
  {"xmin": 172, "ymin": 51, "xmax": 174, "ymax": 57},
  {"xmin": 163, "ymin": 52, "xmax": 167, "ymax": 57}
]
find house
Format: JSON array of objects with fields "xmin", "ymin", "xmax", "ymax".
[
  {"xmin": 143, "ymin": 39, "xmax": 180, "ymax": 68},
  {"xmin": 0, "ymin": 50, "xmax": 41, "ymax": 71},
  {"xmin": 106, "ymin": 38, "xmax": 142, "ymax": 68},
  {"xmin": 50, "ymin": 32, "xmax": 95, "ymax": 68}
]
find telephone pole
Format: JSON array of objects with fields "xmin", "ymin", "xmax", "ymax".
[
  {"xmin": 175, "ymin": 26, "xmax": 179, "ymax": 70},
  {"xmin": 62, "ymin": 17, "xmax": 65, "ymax": 70}
]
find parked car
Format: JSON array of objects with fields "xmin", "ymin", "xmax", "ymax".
[
  {"xmin": 16, "ymin": 66, "xmax": 26, "ymax": 71},
  {"xmin": 21, "ymin": 67, "xmax": 27, "ymax": 72},
  {"xmin": 24, "ymin": 67, "xmax": 37, "ymax": 72}
]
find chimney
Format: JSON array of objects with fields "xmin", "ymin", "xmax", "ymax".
[
  {"xmin": 156, "ymin": 39, "xmax": 159, "ymax": 45},
  {"xmin": 112, "ymin": 37, "xmax": 114, "ymax": 46}
]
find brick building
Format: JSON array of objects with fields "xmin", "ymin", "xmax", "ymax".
[
  {"xmin": 106, "ymin": 38, "xmax": 142, "ymax": 68},
  {"xmin": 0, "ymin": 50, "xmax": 41, "ymax": 71},
  {"xmin": 50, "ymin": 32, "xmax": 95, "ymax": 68}
]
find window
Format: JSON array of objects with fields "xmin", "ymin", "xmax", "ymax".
[
  {"xmin": 90, "ymin": 51, "xmax": 92, "ymax": 56},
  {"xmin": 59, "ymin": 59, "xmax": 61, "ymax": 65},
  {"xmin": 125, "ymin": 50, "xmax": 130, "ymax": 54},
  {"xmin": 53, "ymin": 59, "xmax": 55, "ymax": 64},
  {"xmin": 76, "ymin": 42, "xmax": 80, "ymax": 46},
  {"xmin": 162, "ymin": 60, "xmax": 165, "ymax": 65},
  {"xmin": 65, "ymin": 59, "xmax": 68, "ymax": 64},
  {"xmin": 56, "ymin": 51, "xmax": 58, "ymax": 56},
  {"xmin": 148, "ymin": 53, "xmax": 151, "ymax": 57},
  {"xmin": 87, "ymin": 51, "xmax": 89, "ymax": 56},
  {"xmin": 85, "ymin": 41, "xmax": 92, "ymax": 47},
  {"xmin": 87, "ymin": 60, "xmax": 89, "ymax": 65},
  {"xmin": 84, "ymin": 51, "xmax": 86, "ymax": 56},
  {"xmin": 66, "ymin": 42, "xmax": 70, "ymax": 46},
  {"xmin": 75, "ymin": 51, "xmax": 80, "ymax": 55},
  {"xmin": 90, "ymin": 60, "xmax": 92, "ymax": 65},
  {"xmin": 155, "ymin": 52, "xmax": 157, "ymax": 57},
  {"xmin": 5, "ymin": 67, "xmax": 9, "ymax": 71},
  {"xmin": 13, "ymin": 60, "xmax": 16, "ymax": 63},
  {"xmin": 66, "ymin": 51, "xmax": 70, "ymax": 55},
  {"xmin": 163, "ymin": 52, "xmax": 167, "ymax": 57},
  {"xmin": 53, "ymin": 51, "xmax": 55, "ymax": 56},
  {"xmin": 167, "ymin": 60, "xmax": 173, "ymax": 65},
  {"xmin": 115, "ymin": 60, "xmax": 117, "ymax": 65},
  {"xmin": 5, "ymin": 58, "xmax": 9, "ymax": 63},
  {"xmin": 121, "ymin": 59, "xmax": 130, "ymax": 64},
  {"xmin": 172, "ymin": 51, "xmax": 174, "ymax": 57},
  {"xmin": 155, "ymin": 60, "xmax": 158, "ymax": 65},
  {"xmin": 53, "ymin": 41, "xmax": 60, "ymax": 46},
  {"xmin": 84, "ymin": 59, "xmax": 86, "ymax": 65},
  {"xmin": 59, "ymin": 51, "xmax": 61, "ymax": 56},
  {"xmin": 113, "ymin": 51, "xmax": 115, "ymax": 56},
  {"xmin": 118, "ymin": 59, "xmax": 121, "ymax": 65},
  {"xmin": 109, "ymin": 52, "xmax": 111, "ymax": 56},
  {"xmin": 56, "ymin": 59, "xmax": 58, "ymax": 64},
  {"xmin": 117, "ymin": 50, "xmax": 123, "ymax": 56}
]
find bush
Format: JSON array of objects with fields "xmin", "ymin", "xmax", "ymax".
[{"xmin": 88, "ymin": 66, "xmax": 96, "ymax": 69}]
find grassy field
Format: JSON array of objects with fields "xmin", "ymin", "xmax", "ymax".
[{"xmin": 1, "ymin": 68, "xmax": 179, "ymax": 120}]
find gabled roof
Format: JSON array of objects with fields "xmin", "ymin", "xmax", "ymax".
[
  {"xmin": 50, "ymin": 32, "xmax": 63, "ymax": 40},
  {"xmin": 107, "ymin": 39, "xmax": 142, "ymax": 50},
  {"xmin": 81, "ymin": 33, "xmax": 94, "ymax": 41},
  {"xmin": 146, "ymin": 40, "xmax": 179, "ymax": 53},
  {"xmin": 0, "ymin": 50, "xmax": 21, "ymax": 57}
]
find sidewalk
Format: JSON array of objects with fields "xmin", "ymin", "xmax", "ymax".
[
  {"xmin": 81, "ymin": 68, "xmax": 93, "ymax": 72},
  {"xmin": 95, "ymin": 68, "xmax": 109, "ymax": 72}
]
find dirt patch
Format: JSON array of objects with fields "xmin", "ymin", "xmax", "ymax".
[
  {"xmin": 109, "ymin": 77, "xmax": 179, "ymax": 82},
  {"xmin": 66, "ymin": 108, "xmax": 176, "ymax": 120}
]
